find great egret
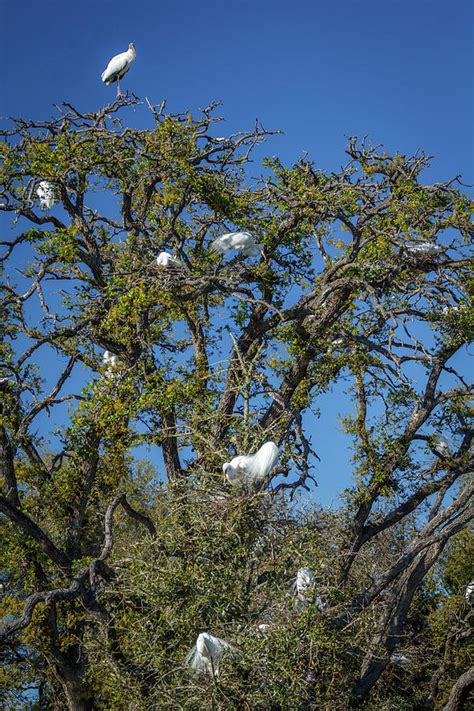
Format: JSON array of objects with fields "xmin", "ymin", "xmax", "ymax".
[
  {"xmin": 390, "ymin": 653, "xmax": 411, "ymax": 667},
  {"xmin": 102, "ymin": 350, "xmax": 119, "ymax": 368},
  {"xmin": 156, "ymin": 251, "xmax": 182, "ymax": 268},
  {"xmin": 223, "ymin": 441, "xmax": 279, "ymax": 489},
  {"xmin": 294, "ymin": 567, "xmax": 316, "ymax": 601},
  {"xmin": 101, "ymin": 43, "xmax": 136, "ymax": 98},
  {"xmin": 465, "ymin": 581, "xmax": 474, "ymax": 602},
  {"xmin": 185, "ymin": 632, "xmax": 234, "ymax": 676},
  {"xmin": 102, "ymin": 350, "xmax": 120, "ymax": 377},
  {"xmin": 211, "ymin": 231, "xmax": 261, "ymax": 257},
  {"xmin": 432, "ymin": 435, "xmax": 450, "ymax": 457},
  {"xmin": 36, "ymin": 181, "xmax": 55, "ymax": 211},
  {"xmin": 405, "ymin": 242, "xmax": 443, "ymax": 257}
]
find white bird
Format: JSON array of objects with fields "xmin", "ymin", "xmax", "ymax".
[
  {"xmin": 465, "ymin": 581, "xmax": 474, "ymax": 603},
  {"xmin": 293, "ymin": 567, "xmax": 316, "ymax": 608},
  {"xmin": 223, "ymin": 441, "xmax": 279, "ymax": 489},
  {"xmin": 101, "ymin": 43, "xmax": 136, "ymax": 98},
  {"xmin": 405, "ymin": 242, "xmax": 443, "ymax": 257},
  {"xmin": 211, "ymin": 231, "xmax": 261, "ymax": 257},
  {"xmin": 156, "ymin": 251, "xmax": 182, "ymax": 268},
  {"xmin": 432, "ymin": 435, "xmax": 450, "ymax": 457},
  {"xmin": 102, "ymin": 350, "xmax": 119, "ymax": 368},
  {"xmin": 102, "ymin": 350, "xmax": 120, "ymax": 377},
  {"xmin": 36, "ymin": 181, "xmax": 55, "ymax": 211},
  {"xmin": 390, "ymin": 653, "xmax": 411, "ymax": 667},
  {"xmin": 185, "ymin": 632, "xmax": 234, "ymax": 676}
]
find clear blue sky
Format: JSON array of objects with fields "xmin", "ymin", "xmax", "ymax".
[{"xmin": 2, "ymin": 0, "xmax": 473, "ymax": 506}]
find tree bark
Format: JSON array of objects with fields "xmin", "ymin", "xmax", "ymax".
[{"xmin": 443, "ymin": 667, "xmax": 474, "ymax": 711}]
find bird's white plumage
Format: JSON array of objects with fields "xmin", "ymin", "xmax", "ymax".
[
  {"xmin": 211, "ymin": 231, "xmax": 261, "ymax": 257},
  {"xmin": 36, "ymin": 181, "xmax": 55, "ymax": 210},
  {"xmin": 223, "ymin": 441, "xmax": 279, "ymax": 489},
  {"xmin": 295, "ymin": 567, "xmax": 316, "ymax": 598},
  {"xmin": 293, "ymin": 566, "xmax": 320, "ymax": 610},
  {"xmin": 101, "ymin": 43, "xmax": 136, "ymax": 85},
  {"xmin": 465, "ymin": 581, "xmax": 474, "ymax": 602},
  {"xmin": 405, "ymin": 242, "xmax": 443, "ymax": 257},
  {"xmin": 185, "ymin": 632, "xmax": 233, "ymax": 676},
  {"xmin": 432, "ymin": 435, "xmax": 450, "ymax": 457},
  {"xmin": 390, "ymin": 653, "xmax": 411, "ymax": 667},
  {"xmin": 103, "ymin": 350, "xmax": 119, "ymax": 367},
  {"xmin": 156, "ymin": 251, "xmax": 181, "ymax": 268},
  {"xmin": 102, "ymin": 351, "xmax": 119, "ymax": 377}
]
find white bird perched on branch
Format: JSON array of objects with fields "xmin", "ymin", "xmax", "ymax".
[
  {"xmin": 211, "ymin": 231, "xmax": 261, "ymax": 257},
  {"xmin": 293, "ymin": 566, "xmax": 316, "ymax": 610},
  {"xmin": 156, "ymin": 251, "xmax": 182, "ymax": 268},
  {"xmin": 102, "ymin": 350, "xmax": 120, "ymax": 377},
  {"xmin": 465, "ymin": 581, "xmax": 474, "ymax": 603},
  {"xmin": 185, "ymin": 632, "xmax": 234, "ymax": 676},
  {"xmin": 223, "ymin": 441, "xmax": 279, "ymax": 490},
  {"xmin": 101, "ymin": 43, "xmax": 136, "ymax": 98},
  {"xmin": 390, "ymin": 653, "xmax": 411, "ymax": 667},
  {"xmin": 405, "ymin": 242, "xmax": 443, "ymax": 257},
  {"xmin": 432, "ymin": 435, "xmax": 450, "ymax": 457},
  {"xmin": 102, "ymin": 350, "xmax": 119, "ymax": 368},
  {"xmin": 36, "ymin": 181, "xmax": 56, "ymax": 211}
]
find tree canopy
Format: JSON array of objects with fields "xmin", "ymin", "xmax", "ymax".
[{"xmin": 0, "ymin": 97, "xmax": 472, "ymax": 710}]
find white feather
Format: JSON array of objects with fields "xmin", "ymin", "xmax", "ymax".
[
  {"xmin": 102, "ymin": 350, "xmax": 119, "ymax": 368},
  {"xmin": 36, "ymin": 181, "xmax": 55, "ymax": 210},
  {"xmin": 185, "ymin": 632, "xmax": 233, "ymax": 676},
  {"xmin": 101, "ymin": 43, "xmax": 136, "ymax": 85},
  {"xmin": 406, "ymin": 242, "xmax": 443, "ymax": 257},
  {"xmin": 211, "ymin": 231, "xmax": 261, "ymax": 257},
  {"xmin": 295, "ymin": 567, "xmax": 316, "ymax": 598},
  {"xmin": 223, "ymin": 441, "xmax": 279, "ymax": 489},
  {"xmin": 390, "ymin": 653, "xmax": 411, "ymax": 667},
  {"xmin": 465, "ymin": 581, "xmax": 474, "ymax": 602},
  {"xmin": 156, "ymin": 251, "xmax": 181, "ymax": 268},
  {"xmin": 432, "ymin": 435, "xmax": 450, "ymax": 457}
]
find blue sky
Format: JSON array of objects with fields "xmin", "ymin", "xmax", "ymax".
[{"xmin": 2, "ymin": 0, "xmax": 473, "ymax": 506}]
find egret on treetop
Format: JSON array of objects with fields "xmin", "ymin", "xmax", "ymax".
[
  {"xmin": 223, "ymin": 441, "xmax": 279, "ymax": 490},
  {"xmin": 211, "ymin": 231, "xmax": 261, "ymax": 257},
  {"xmin": 185, "ymin": 632, "xmax": 234, "ymax": 676},
  {"xmin": 36, "ymin": 181, "xmax": 55, "ymax": 211},
  {"xmin": 101, "ymin": 43, "xmax": 136, "ymax": 98}
]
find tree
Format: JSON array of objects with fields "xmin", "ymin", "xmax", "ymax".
[{"xmin": 0, "ymin": 97, "xmax": 472, "ymax": 710}]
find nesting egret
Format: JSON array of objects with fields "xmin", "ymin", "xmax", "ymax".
[
  {"xmin": 223, "ymin": 441, "xmax": 279, "ymax": 490},
  {"xmin": 293, "ymin": 567, "xmax": 316, "ymax": 609},
  {"xmin": 465, "ymin": 581, "xmax": 474, "ymax": 603},
  {"xmin": 390, "ymin": 653, "xmax": 411, "ymax": 667},
  {"xmin": 156, "ymin": 251, "xmax": 182, "ymax": 268},
  {"xmin": 442, "ymin": 305, "xmax": 459, "ymax": 316},
  {"xmin": 101, "ymin": 43, "xmax": 136, "ymax": 98},
  {"xmin": 432, "ymin": 435, "xmax": 450, "ymax": 457},
  {"xmin": 185, "ymin": 632, "xmax": 234, "ymax": 676},
  {"xmin": 405, "ymin": 242, "xmax": 443, "ymax": 257},
  {"xmin": 102, "ymin": 350, "xmax": 119, "ymax": 377},
  {"xmin": 102, "ymin": 350, "xmax": 119, "ymax": 368},
  {"xmin": 211, "ymin": 231, "xmax": 261, "ymax": 257},
  {"xmin": 36, "ymin": 181, "xmax": 55, "ymax": 211}
]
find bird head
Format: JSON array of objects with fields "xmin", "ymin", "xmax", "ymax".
[
  {"xmin": 196, "ymin": 633, "xmax": 211, "ymax": 657},
  {"xmin": 129, "ymin": 43, "xmax": 136, "ymax": 55}
]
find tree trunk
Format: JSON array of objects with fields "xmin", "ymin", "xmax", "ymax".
[{"xmin": 443, "ymin": 667, "xmax": 474, "ymax": 711}]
